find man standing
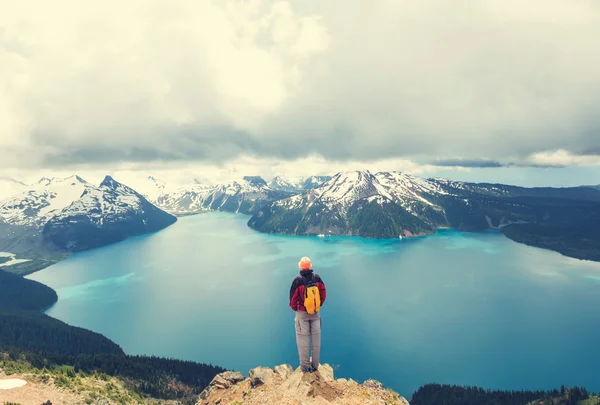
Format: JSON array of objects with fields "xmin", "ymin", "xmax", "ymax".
[{"xmin": 289, "ymin": 257, "xmax": 327, "ymax": 372}]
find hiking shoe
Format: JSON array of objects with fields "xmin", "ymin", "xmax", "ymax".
[{"xmin": 303, "ymin": 367, "xmax": 316, "ymax": 373}]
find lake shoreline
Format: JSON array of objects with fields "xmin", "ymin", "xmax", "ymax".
[
  {"xmin": 9, "ymin": 209, "xmax": 599, "ymax": 279},
  {"xmin": 27, "ymin": 213, "xmax": 600, "ymax": 395}
]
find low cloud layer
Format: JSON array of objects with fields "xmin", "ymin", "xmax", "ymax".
[{"xmin": 1, "ymin": 0, "xmax": 600, "ymax": 171}]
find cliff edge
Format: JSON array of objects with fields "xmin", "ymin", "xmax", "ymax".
[{"xmin": 198, "ymin": 364, "xmax": 410, "ymax": 405}]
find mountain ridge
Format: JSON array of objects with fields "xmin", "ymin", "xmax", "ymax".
[
  {"xmin": 153, "ymin": 175, "xmax": 292, "ymax": 216},
  {"xmin": 0, "ymin": 175, "xmax": 176, "ymax": 273},
  {"xmin": 248, "ymin": 170, "xmax": 600, "ymax": 261}
]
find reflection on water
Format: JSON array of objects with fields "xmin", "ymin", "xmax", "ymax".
[{"xmin": 29, "ymin": 212, "xmax": 600, "ymax": 395}]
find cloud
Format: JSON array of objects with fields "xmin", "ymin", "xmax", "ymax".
[
  {"xmin": 1, "ymin": 0, "xmax": 600, "ymax": 170},
  {"xmin": 432, "ymin": 159, "xmax": 505, "ymax": 168},
  {"xmin": 526, "ymin": 149, "xmax": 600, "ymax": 168}
]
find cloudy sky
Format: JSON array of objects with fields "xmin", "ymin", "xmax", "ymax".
[{"xmin": 1, "ymin": 0, "xmax": 599, "ymax": 186}]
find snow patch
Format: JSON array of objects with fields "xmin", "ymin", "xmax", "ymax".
[
  {"xmin": 0, "ymin": 252, "xmax": 31, "ymax": 267},
  {"xmin": 0, "ymin": 379, "xmax": 27, "ymax": 390}
]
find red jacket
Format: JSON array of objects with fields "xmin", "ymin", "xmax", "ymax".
[{"xmin": 289, "ymin": 270, "xmax": 327, "ymax": 311}]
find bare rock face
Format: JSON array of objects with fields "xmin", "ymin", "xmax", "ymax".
[
  {"xmin": 198, "ymin": 364, "xmax": 409, "ymax": 405},
  {"xmin": 198, "ymin": 371, "xmax": 245, "ymax": 400},
  {"xmin": 274, "ymin": 364, "xmax": 294, "ymax": 380},
  {"xmin": 249, "ymin": 367, "xmax": 275, "ymax": 387},
  {"xmin": 317, "ymin": 364, "xmax": 334, "ymax": 382},
  {"xmin": 364, "ymin": 379, "xmax": 384, "ymax": 390}
]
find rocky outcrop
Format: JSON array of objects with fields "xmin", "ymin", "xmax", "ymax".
[
  {"xmin": 198, "ymin": 364, "xmax": 409, "ymax": 405},
  {"xmin": 199, "ymin": 371, "xmax": 245, "ymax": 401}
]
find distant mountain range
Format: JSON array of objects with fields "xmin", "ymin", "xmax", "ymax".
[
  {"xmin": 149, "ymin": 175, "xmax": 330, "ymax": 215},
  {"xmin": 1, "ymin": 171, "xmax": 599, "ymax": 272}
]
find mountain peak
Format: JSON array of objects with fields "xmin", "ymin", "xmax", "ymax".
[
  {"xmin": 100, "ymin": 175, "xmax": 117, "ymax": 187},
  {"xmin": 242, "ymin": 176, "xmax": 268, "ymax": 188},
  {"xmin": 38, "ymin": 177, "xmax": 54, "ymax": 185},
  {"xmin": 198, "ymin": 364, "xmax": 408, "ymax": 405},
  {"xmin": 99, "ymin": 175, "xmax": 132, "ymax": 192},
  {"xmin": 320, "ymin": 170, "xmax": 381, "ymax": 202},
  {"xmin": 330, "ymin": 170, "xmax": 375, "ymax": 183},
  {"xmin": 35, "ymin": 175, "xmax": 88, "ymax": 187},
  {"xmin": 62, "ymin": 174, "xmax": 88, "ymax": 184}
]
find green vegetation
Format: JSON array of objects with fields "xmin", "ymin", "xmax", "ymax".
[
  {"xmin": 1, "ymin": 346, "xmax": 225, "ymax": 401},
  {"xmin": 411, "ymin": 384, "xmax": 598, "ymax": 405},
  {"xmin": 0, "ymin": 270, "xmax": 57, "ymax": 311},
  {"xmin": 501, "ymin": 223, "xmax": 600, "ymax": 262},
  {"xmin": 249, "ymin": 180, "xmax": 600, "ymax": 261},
  {"xmin": 435, "ymin": 194, "xmax": 600, "ymax": 261},
  {"xmin": 0, "ymin": 310, "xmax": 123, "ymax": 355},
  {"xmin": 346, "ymin": 197, "xmax": 433, "ymax": 238},
  {"xmin": 0, "ymin": 269, "xmax": 224, "ymax": 402},
  {"xmin": 1, "ymin": 351, "xmax": 145, "ymax": 404}
]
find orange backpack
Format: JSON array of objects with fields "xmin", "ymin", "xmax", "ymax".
[{"xmin": 304, "ymin": 274, "xmax": 321, "ymax": 315}]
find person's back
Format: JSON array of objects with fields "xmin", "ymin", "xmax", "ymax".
[{"xmin": 289, "ymin": 256, "xmax": 327, "ymax": 372}]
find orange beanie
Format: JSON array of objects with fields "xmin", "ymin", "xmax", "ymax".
[{"xmin": 298, "ymin": 257, "xmax": 312, "ymax": 270}]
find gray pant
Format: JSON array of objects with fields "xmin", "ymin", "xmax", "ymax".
[{"xmin": 295, "ymin": 310, "xmax": 321, "ymax": 370}]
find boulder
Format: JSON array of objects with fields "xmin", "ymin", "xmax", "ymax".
[
  {"xmin": 280, "ymin": 367, "xmax": 314, "ymax": 396},
  {"xmin": 317, "ymin": 364, "xmax": 334, "ymax": 382},
  {"xmin": 274, "ymin": 364, "xmax": 294, "ymax": 380},
  {"xmin": 199, "ymin": 371, "xmax": 245, "ymax": 400},
  {"xmin": 249, "ymin": 366, "xmax": 276, "ymax": 387}
]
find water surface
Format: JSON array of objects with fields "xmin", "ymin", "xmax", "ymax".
[{"xmin": 29, "ymin": 213, "xmax": 600, "ymax": 395}]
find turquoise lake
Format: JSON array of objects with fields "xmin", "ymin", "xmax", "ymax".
[{"xmin": 28, "ymin": 212, "xmax": 600, "ymax": 396}]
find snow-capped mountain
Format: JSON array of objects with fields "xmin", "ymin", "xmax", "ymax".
[
  {"xmin": 128, "ymin": 175, "xmax": 169, "ymax": 201},
  {"xmin": 268, "ymin": 175, "xmax": 331, "ymax": 193},
  {"xmin": 0, "ymin": 177, "xmax": 28, "ymax": 200},
  {"xmin": 250, "ymin": 171, "xmax": 439, "ymax": 237},
  {"xmin": 248, "ymin": 170, "xmax": 600, "ymax": 241},
  {"xmin": 42, "ymin": 176, "xmax": 176, "ymax": 252},
  {"xmin": 155, "ymin": 176, "xmax": 291, "ymax": 215},
  {"xmin": 0, "ymin": 175, "xmax": 176, "ymax": 267},
  {"xmin": 0, "ymin": 175, "xmax": 93, "ymax": 227},
  {"xmin": 302, "ymin": 175, "xmax": 333, "ymax": 191}
]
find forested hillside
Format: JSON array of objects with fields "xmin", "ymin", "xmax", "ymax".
[
  {"xmin": 0, "ymin": 269, "xmax": 58, "ymax": 311},
  {"xmin": 410, "ymin": 384, "xmax": 598, "ymax": 405},
  {"xmin": 0, "ymin": 347, "xmax": 225, "ymax": 401}
]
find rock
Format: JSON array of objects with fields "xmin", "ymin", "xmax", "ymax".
[
  {"xmin": 274, "ymin": 364, "xmax": 294, "ymax": 380},
  {"xmin": 198, "ymin": 363, "xmax": 408, "ymax": 405},
  {"xmin": 249, "ymin": 366, "xmax": 275, "ymax": 387},
  {"xmin": 316, "ymin": 364, "xmax": 334, "ymax": 382},
  {"xmin": 199, "ymin": 371, "xmax": 245, "ymax": 400},
  {"xmin": 280, "ymin": 367, "xmax": 314, "ymax": 396},
  {"xmin": 363, "ymin": 379, "xmax": 384, "ymax": 390}
]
